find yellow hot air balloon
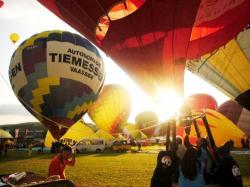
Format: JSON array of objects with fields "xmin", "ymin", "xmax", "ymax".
[
  {"xmin": 87, "ymin": 84, "xmax": 131, "ymax": 134},
  {"xmin": 9, "ymin": 33, "xmax": 20, "ymax": 44},
  {"xmin": 95, "ymin": 129, "xmax": 114, "ymax": 140},
  {"xmin": 186, "ymin": 109, "xmax": 246, "ymax": 148},
  {"xmin": 44, "ymin": 120, "xmax": 98, "ymax": 147}
]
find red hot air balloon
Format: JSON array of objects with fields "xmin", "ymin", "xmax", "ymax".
[
  {"xmin": 39, "ymin": 0, "xmax": 250, "ymax": 98},
  {"xmin": 184, "ymin": 94, "xmax": 218, "ymax": 112}
]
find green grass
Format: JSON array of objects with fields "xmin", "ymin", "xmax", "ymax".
[{"xmin": 0, "ymin": 149, "xmax": 250, "ymax": 187}]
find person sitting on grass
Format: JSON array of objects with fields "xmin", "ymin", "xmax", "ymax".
[{"xmin": 48, "ymin": 145, "xmax": 76, "ymax": 179}]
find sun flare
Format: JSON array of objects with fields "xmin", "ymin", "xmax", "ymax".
[{"xmin": 152, "ymin": 89, "xmax": 184, "ymax": 121}]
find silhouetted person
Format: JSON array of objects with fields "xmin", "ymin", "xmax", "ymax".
[
  {"xmin": 179, "ymin": 147, "xmax": 206, "ymax": 187},
  {"xmin": 184, "ymin": 126, "xmax": 193, "ymax": 148},
  {"xmin": 217, "ymin": 140, "xmax": 243, "ymax": 187},
  {"xmin": 151, "ymin": 151, "xmax": 175, "ymax": 187},
  {"xmin": 137, "ymin": 141, "xmax": 141, "ymax": 151}
]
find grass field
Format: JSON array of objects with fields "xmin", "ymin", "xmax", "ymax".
[{"xmin": 0, "ymin": 148, "xmax": 250, "ymax": 187}]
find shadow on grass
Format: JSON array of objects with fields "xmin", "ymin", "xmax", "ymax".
[
  {"xmin": 0, "ymin": 149, "xmax": 55, "ymax": 161},
  {"xmin": 75, "ymin": 151, "xmax": 126, "ymax": 158}
]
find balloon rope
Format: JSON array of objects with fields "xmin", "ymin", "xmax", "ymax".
[
  {"xmin": 197, "ymin": 49, "xmax": 219, "ymax": 72},
  {"xmin": 0, "ymin": 71, "xmax": 70, "ymax": 130},
  {"xmin": 137, "ymin": 112, "xmax": 204, "ymax": 132}
]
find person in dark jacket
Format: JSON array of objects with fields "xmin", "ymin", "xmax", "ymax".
[
  {"xmin": 216, "ymin": 140, "xmax": 243, "ymax": 187},
  {"xmin": 151, "ymin": 151, "xmax": 175, "ymax": 187}
]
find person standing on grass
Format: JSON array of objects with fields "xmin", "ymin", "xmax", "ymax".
[
  {"xmin": 216, "ymin": 140, "xmax": 243, "ymax": 187},
  {"xmin": 151, "ymin": 151, "xmax": 175, "ymax": 187},
  {"xmin": 48, "ymin": 145, "xmax": 76, "ymax": 179},
  {"xmin": 178, "ymin": 147, "xmax": 206, "ymax": 187}
]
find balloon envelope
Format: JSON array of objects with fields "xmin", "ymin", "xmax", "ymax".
[
  {"xmin": 95, "ymin": 129, "xmax": 115, "ymax": 140},
  {"xmin": 185, "ymin": 94, "xmax": 218, "ymax": 111},
  {"xmin": 88, "ymin": 84, "xmax": 131, "ymax": 133},
  {"xmin": 187, "ymin": 28, "xmax": 250, "ymax": 110},
  {"xmin": 39, "ymin": 0, "xmax": 250, "ymax": 96},
  {"xmin": 217, "ymin": 100, "xmax": 250, "ymax": 136},
  {"xmin": 177, "ymin": 109, "xmax": 246, "ymax": 148},
  {"xmin": 0, "ymin": 129, "xmax": 13, "ymax": 139},
  {"xmin": 9, "ymin": 30, "xmax": 105, "ymax": 139},
  {"xmin": 135, "ymin": 111, "xmax": 159, "ymax": 136},
  {"xmin": 44, "ymin": 120, "xmax": 98, "ymax": 147}
]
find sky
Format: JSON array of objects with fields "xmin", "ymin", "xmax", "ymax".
[{"xmin": 0, "ymin": 0, "xmax": 230, "ymax": 125}]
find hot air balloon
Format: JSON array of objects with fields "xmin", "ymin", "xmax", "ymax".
[
  {"xmin": 217, "ymin": 100, "xmax": 250, "ymax": 137},
  {"xmin": 95, "ymin": 129, "xmax": 115, "ymax": 141},
  {"xmin": 135, "ymin": 111, "xmax": 159, "ymax": 136},
  {"xmin": 9, "ymin": 33, "xmax": 20, "ymax": 44},
  {"xmin": 39, "ymin": 0, "xmax": 250, "ymax": 97},
  {"xmin": 9, "ymin": 30, "xmax": 105, "ymax": 139},
  {"xmin": 123, "ymin": 123, "xmax": 147, "ymax": 140},
  {"xmin": 184, "ymin": 94, "xmax": 218, "ymax": 112},
  {"xmin": 187, "ymin": 28, "xmax": 250, "ymax": 110},
  {"xmin": 45, "ymin": 120, "xmax": 98, "ymax": 147},
  {"xmin": 0, "ymin": 0, "xmax": 4, "ymax": 8},
  {"xmin": 87, "ymin": 84, "xmax": 131, "ymax": 134},
  {"xmin": 177, "ymin": 109, "xmax": 246, "ymax": 147}
]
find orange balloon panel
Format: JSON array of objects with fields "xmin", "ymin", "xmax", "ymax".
[
  {"xmin": 87, "ymin": 84, "xmax": 131, "ymax": 133},
  {"xmin": 187, "ymin": 109, "xmax": 246, "ymax": 148}
]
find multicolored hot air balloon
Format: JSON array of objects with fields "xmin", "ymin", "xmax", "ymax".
[
  {"xmin": 187, "ymin": 28, "xmax": 250, "ymax": 110},
  {"xmin": 9, "ymin": 33, "xmax": 20, "ymax": 44},
  {"xmin": 184, "ymin": 94, "xmax": 218, "ymax": 112},
  {"xmin": 39, "ymin": 0, "xmax": 250, "ymax": 97},
  {"xmin": 217, "ymin": 100, "xmax": 250, "ymax": 137},
  {"xmin": 87, "ymin": 84, "xmax": 131, "ymax": 134},
  {"xmin": 9, "ymin": 30, "xmax": 105, "ymax": 139}
]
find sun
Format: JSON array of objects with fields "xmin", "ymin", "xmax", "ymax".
[{"xmin": 152, "ymin": 88, "xmax": 184, "ymax": 121}]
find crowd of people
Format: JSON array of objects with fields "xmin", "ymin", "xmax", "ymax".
[{"xmin": 151, "ymin": 127, "xmax": 244, "ymax": 187}]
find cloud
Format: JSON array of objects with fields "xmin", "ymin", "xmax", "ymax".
[
  {"xmin": 0, "ymin": 104, "xmax": 38, "ymax": 125},
  {"xmin": 0, "ymin": 104, "xmax": 31, "ymax": 116}
]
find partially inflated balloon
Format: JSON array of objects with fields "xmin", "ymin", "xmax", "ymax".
[
  {"xmin": 39, "ymin": 0, "xmax": 250, "ymax": 97},
  {"xmin": 45, "ymin": 120, "xmax": 98, "ymax": 147},
  {"xmin": 9, "ymin": 33, "xmax": 20, "ymax": 44},
  {"xmin": 88, "ymin": 84, "xmax": 131, "ymax": 133},
  {"xmin": 177, "ymin": 109, "xmax": 246, "ymax": 147},
  {"xmin": 9, "ymin": 30, "xmax": 105, "ymax": 139}
]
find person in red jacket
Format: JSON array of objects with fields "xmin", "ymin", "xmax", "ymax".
[{"xmin": 48, "ymin": 145, "xmax": 75, "ymax": 179}]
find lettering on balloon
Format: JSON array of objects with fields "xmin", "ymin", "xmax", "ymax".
[
  {"xmin": 9, "ymin": 62, "xmax": 22, "ymax": 81},
  {"xmin": 48, "ymin": 47, "xmax": 104, "ymax": 81}
]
